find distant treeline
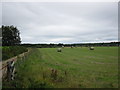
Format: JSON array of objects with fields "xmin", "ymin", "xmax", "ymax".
[{"xmin": 21, "ymin": 42, "xmax": 120, "ymax": 48}]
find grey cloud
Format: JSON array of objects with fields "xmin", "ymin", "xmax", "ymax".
[{"xmin": 2, "ymin": 2, "xmax": 118, "ymax": 44}]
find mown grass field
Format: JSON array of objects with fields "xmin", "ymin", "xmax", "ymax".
[{"xmin": 3, "ymin": 47, "xmax": 118, "ymax": 88}]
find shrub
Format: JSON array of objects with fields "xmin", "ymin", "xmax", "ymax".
[{"xmin": 2, "ymin": 46, "xmax": 28, "ymax": 61}]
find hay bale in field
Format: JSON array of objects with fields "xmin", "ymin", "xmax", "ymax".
[
  {"xmin": 89, "ymin": 47, "xmax": 94, "ymax": 50},
  {"xmin": 57, "ymin": 48, "xmax": 62, "ymax": 52},
  {"xmin": 71, "ymin": 46, "xmax": 74, "ymax": 48}
]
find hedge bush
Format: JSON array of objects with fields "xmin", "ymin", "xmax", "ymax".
[{"xmin": 2, "ymin": 46, "xmax": 28, "ymax": 61}]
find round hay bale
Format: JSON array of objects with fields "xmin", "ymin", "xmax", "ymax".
[
  {"xmin": 57, "ymin": 48, "xmax": 62, "ymax": 52},
  {"xmin": 89, "ymin": 47, "xmax": 94, "ymax": 50},
  {"xmin": 71, "ymin": 46, "xmax": 74, "ymax": 48}
]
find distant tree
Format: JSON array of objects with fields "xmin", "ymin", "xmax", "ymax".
[
  {"xmin": 2, "ymin": 25, "xmax": 21, "ymax": 46},
  {"xmin": 57, "ymin": 43, "xmax": 63, "ymax": 47}
]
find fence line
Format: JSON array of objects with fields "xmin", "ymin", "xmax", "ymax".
[{"xmin": 1, "ymin": 49, "xmax": 30, "ymax": 81}]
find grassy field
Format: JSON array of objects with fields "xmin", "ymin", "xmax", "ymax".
[{"xmin": 3, "ymin": 47, "xmax": 118, "ymax": 88}]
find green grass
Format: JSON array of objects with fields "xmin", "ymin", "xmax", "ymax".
[{"xmin": 3, "ymin": 47, "xmax": 118, "ymax": 88}]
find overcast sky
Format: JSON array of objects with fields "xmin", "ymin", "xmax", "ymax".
[{"xmin": 2, "ymin": 2, "xmax": 118, "ymax": 44}]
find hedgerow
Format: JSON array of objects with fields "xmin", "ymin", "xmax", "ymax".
[{"xmin": 2, "ymin": 46, "xmax": 28, "ymax": 61}]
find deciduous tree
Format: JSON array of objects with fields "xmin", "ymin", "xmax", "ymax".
[{"xmin": 2, "ymin": 25, "xmax": 21, "ymax": 46}]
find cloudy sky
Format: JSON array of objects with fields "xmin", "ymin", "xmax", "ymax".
[{"xmin": 2, "ymin": 2, "xmax": 118, "ymax": 44}]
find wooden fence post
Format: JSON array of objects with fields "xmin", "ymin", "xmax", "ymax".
[
  {"xmin": 2, "ymin": 49, "xmax": 30, "ymax": 80},
  {"xmin": 7, "ymin": 61, "xmax": 11, "ymax": 81},
  {"xmin": 7, "ymin": 61, "xmax": 15, "ymax": 81}
]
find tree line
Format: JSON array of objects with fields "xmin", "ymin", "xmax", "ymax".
[{"xmin": 21, "ymin": 42, "xmax": 120, "ymax": 48}]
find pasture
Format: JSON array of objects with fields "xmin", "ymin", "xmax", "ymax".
[{"xmin": 3, "ymin": 47, "xmax": 118, "ymax": 88}]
